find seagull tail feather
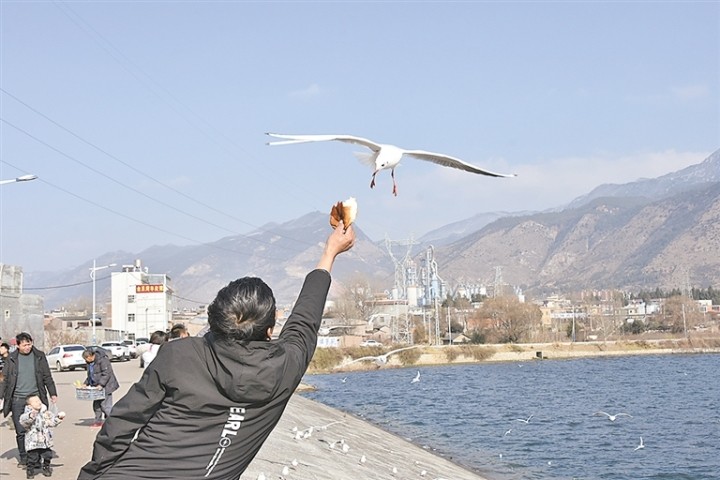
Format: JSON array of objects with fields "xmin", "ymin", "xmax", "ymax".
[{"xmin": 353, "ymin": 151, "xmax": 375, "ymax": 167}]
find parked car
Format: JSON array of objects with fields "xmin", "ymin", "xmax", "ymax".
[
  {"xmin": 122, "ymin": 339, "xmax": 138, "ymax": 358},
  {"xmin": 359, "ymin": 339, "xmax": 383, "ymax": 347},
  {"xmin": 46, "ymin": 344, "xmax": 87, "ymax": 372},
  {"xmin": 99, "ymin": 341, "xmax": 131, "ymax": 362}
]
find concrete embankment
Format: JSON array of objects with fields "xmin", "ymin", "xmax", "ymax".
[{"xmin": 0, "ymin": 358, "xmax": 487, "ymax": 480}]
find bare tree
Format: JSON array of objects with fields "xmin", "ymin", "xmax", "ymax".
[
  {"xmin": 330, "ymin": 274, "xmax": 380, "ymax": 325},
  {"xmin": 474, "ymin": 296, "xmax": 542, "ymax": 343}
]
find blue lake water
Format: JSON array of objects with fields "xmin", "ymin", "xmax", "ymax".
[{"xmin": 301, "ymin": 354, "xmax": 719, "ymax": 480}]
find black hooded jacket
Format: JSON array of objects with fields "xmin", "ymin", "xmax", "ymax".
[{"xmin": 78, "ymin": 269, "xmax": 331, "ymax": 479}]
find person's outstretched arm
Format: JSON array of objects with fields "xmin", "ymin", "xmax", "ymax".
[
  {"xmin": 316, "ymin": 221, "xmax": 355, "ymax": 273},
  {"xmin": 280, "ymin": 221, "xmax": 356, "ymax": 366}
]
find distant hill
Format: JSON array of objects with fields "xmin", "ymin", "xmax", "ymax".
[
  {"xmin": 437, "ymin": 181, "xmax": 720, "ymax": 294},
  {"xmin": 567, "ymin": 149, "xmax": 720, "ymax": 209}
]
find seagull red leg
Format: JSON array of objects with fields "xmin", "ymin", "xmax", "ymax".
[
  {"xmin": 370, "ymin": 172, "xmax": 377, "ymax": 189},
  {"xmin": 391, "ymin": 169, "xmax": 398, "ymax": 196}
]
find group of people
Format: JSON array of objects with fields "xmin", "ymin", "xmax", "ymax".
[{"xmin": 1, "ymin": 219, "xmax": 355, "ymax": 479}]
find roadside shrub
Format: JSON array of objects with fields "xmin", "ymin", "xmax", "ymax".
[
  {"xmin": 397, "ymin": 347, "xmax": 422, "ymax": 365},
  {"xmin": 308, "ymin": 348, "xmax": 344, "ymax": 372},
  {"xmin": 444, "ymin": 347, "xmax": 459, "ymax": 362},
  {"xmin": 508, "ymin": 344, "xmax": 524, "ymax": 353},
  {"xmin": 460, "ymin": 345, "xmax": 496, "ymax": 361}
]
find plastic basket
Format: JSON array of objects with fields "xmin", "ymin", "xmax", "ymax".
[{"xmin": 75, "ymin": 387, "xmax": 105, "ymax": 401}]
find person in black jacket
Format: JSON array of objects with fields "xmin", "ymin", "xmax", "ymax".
[
  {"xmin": 82, "ymin": 348, "xmax": 120, "ymax": 428},
  {"xmin": 78, "ymin": 221, "xmax": 355, "ymax": 479},
  {"xmin": 0, "ymin": 332, "xmax": 58, "ymax": 469}
]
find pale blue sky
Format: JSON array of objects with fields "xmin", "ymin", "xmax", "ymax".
[{"xmin": 1, "ymin": 1, "xmax": 718, "ymax": 272}]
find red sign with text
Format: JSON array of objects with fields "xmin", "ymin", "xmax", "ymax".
[{"xmin": 136, "ymin": 284, "xmax": 164, "ymax": 294}]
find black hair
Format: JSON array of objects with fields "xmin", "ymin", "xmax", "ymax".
[
  {"xmin": 0, "ymin": 342, "xmax": 10, "ymax": 350},
  {"xmin": 169, "ymin": 323, "xmax": 187, "ymax": 339},
  {"xmin": 16, "ymin": 332, "xmax": 33, "ymax": 344},
  {"xmin": 149, "ymin": 330, "xmax": 167, "ymax": 345},
  {"xmin": 207, "ymin": 277, "xmax": 276, "ymax": 341}
]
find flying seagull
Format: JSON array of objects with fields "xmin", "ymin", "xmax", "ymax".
[
  {"xmin": 411, "ymin": 370, "xmax": 421, "ymax": 383},
  {"xmin": 335, "ymin": 346, "xmax": 419, "ymax": 368},
  {"xmin": 516, "ymin": 414, "xmax": 534, "ymax": 424},
  {"xmin": 593, "ymin": 411, "xmax": 633, "ymax": 422},
  {"xmin": 634, "ymin": 437, "xmax": 645, "ymax": 451},
  {"xmin": 266, "ymin": 133, "xmax": 516, "ymax": 196}
]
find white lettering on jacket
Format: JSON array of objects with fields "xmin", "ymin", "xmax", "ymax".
[{"xmin": 205, "ymin": 406, "xmax": 246, "ymax": 477}]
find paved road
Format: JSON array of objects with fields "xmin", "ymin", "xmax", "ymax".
[{"xmin": 1, "ymin": 357, "xmax": 487, "ymax": 480}]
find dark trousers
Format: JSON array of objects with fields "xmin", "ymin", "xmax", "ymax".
[
  {"xmin": 11, "ymin": 397, "xmax": 28, "ymax": 460},
  {"xmin": 92, "ymin": 393, "xmax": 113, "ymax": 422},
  {"xmin": 27, "ymin": 447, "xmax": 52, "ymax": 471}
]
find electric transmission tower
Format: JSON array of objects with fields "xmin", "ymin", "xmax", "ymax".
[
  {"xmin": 384, "ymin": 235, "xmax": 418, "ymax": 344},
  {"xmin": 493, "ymin": 266, "xmax": 503, "ymax": 297}
]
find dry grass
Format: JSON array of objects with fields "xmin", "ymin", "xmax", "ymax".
[{"xmin": 460, "ymin": 345, "xmax": 496, "ymax": 361}]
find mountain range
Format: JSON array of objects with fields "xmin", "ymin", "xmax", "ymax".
[{"xmin": 25, "ymin": 149, "xmax": 720, "ymax": 309}]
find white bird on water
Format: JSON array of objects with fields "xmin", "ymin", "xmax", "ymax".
[
  {"xmin": 411, "ymin": 370, "xmax": 421, "ymax": 383},
  {"xmin": 336, "ymin": 346, "xmax": 420, "ymax": 368},
  {"xmin": 634, "ymin": 437, "xmax": 645, "ymax": 451},
  {"xmin": 266, "ymin": 133, "xmax": 516, "ymax": 196},
  {"xmin": 594, "ymin": 411, "xmax": 633, "ymax": 422}
]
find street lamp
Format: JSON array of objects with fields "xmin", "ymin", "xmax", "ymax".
[
  {"xmin": 90, "ymin": 259, "xmax": 117, "ymax": 344},
  {"xmin": 0, "ymin": 174, "xmax": 38, "ymax": 186}
]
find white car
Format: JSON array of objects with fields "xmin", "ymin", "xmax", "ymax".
[
  {"xmin": 46, "ymin": 344, "xmax": 87, "ymax": 372},
  {"xmin": 100, "ymin": 341, "xmax": 131, "ymax": 362},
  {"xmin": 359, "ymin": 339, "xmax": 383, "ymax": 347},
  {"xmin": 122, "ymin": 340, "xmax": 138, "ymax": 358}
]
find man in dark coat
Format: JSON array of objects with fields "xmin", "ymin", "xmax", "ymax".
[
  {"xmin": 0, "ymin": 332, "xmax": 58, "ymax": 469},
  {"xmin": 78, "ymin": 221, "xmax": 355, "ymax": 479},
  {"xmin": 82, "ymin": 348, "xmax": 120, "ymax": 428}
]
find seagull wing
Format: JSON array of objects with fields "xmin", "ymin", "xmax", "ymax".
[
  {"xmin": 403, "ymin": 149, "xmax": 516, "ymax": 178},
  {"xmin": 593, "ymin": 411, "xmax": 611, "ymax": 418},
  {"xmin": 617, "ymin": 413, "xmax": 633, "ymax": 418},
  {"xmin": 384, "ymin": 346, "xmax": 420, "ymax": 358},
  {"xmin": 344, "ymin": 356, "xmax": 379, "ymax": 365},
  {"xmin": 266, "ymin": 133, "xmax": 382, "ymax": 151}
]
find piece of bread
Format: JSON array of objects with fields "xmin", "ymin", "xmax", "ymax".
[{"xmin": 330, "ymin": 197, "xmax": 357, "ymax": 230}]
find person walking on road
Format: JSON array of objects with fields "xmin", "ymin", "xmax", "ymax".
[
  {"xmin": 78, "ymin": 220, "xmax": 355, "ymax": 480},
  {"xmin": 82, "ymin": 348, "xmax": 119, "ymax": 428},
  {"xmin": 0, "ymin": 332, "xmax": 58, "ymax": 469}
]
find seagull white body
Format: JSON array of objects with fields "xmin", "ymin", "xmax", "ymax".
[
  {"xmin": 634, "ymin": 437, "xmax": 645, "ymax": 451},
  {"xmin": 337, "ymin": 346, "xmax": 419, "ymax": 368},
  {"xmin": 266, "ymin": 133, "xmax": 516, "ymax": 196},
  {"xmin": 594, "ymin": 411, "xmax": 633, "ymax": 422},
  {"xmin": 411, "ymin": 370, "xmax": 421, "ymax": 383},
  {"xmin": 516, "ymin": 414, "xmax": 534, "ymax": 424}
]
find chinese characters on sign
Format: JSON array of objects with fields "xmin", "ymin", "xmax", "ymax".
[{"xmin": 136, "ymin": 284, "xmax": 164, "ymax": 294}]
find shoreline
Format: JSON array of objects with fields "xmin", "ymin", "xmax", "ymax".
[{"xmin": 306, "ymin": 338, "xmax": 720, "ymax": 375}]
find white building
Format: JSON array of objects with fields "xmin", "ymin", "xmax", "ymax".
[{"xmin": 110, "ymin": 259, "xmax": 173, "ymax": 339}]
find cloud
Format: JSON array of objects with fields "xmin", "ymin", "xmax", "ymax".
[
  {"xmin": 669, "ymin": 84, "xmax": 710, "ymax": 102},
  {"xmin": 403, "ymin": 149, "xmax": 711, "ymax": 214},
  {"xmin": 288, "ymin": 83, "xmax": 322, "ymax": 100}
]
